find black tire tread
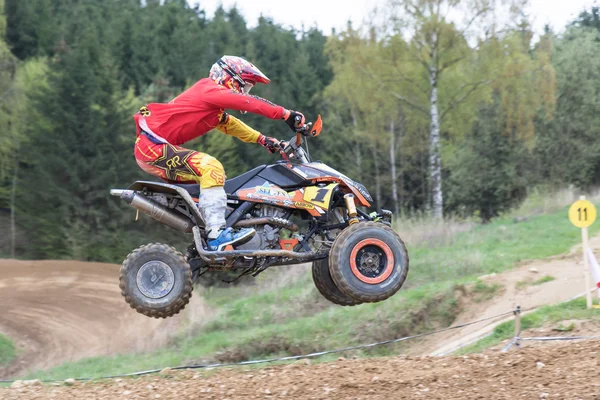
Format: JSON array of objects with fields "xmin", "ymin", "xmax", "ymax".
[
  {"xmin": 329, "ymin": 221, "xmax": 409, "ymax": 303},
  {"xmin": 312, "ymin": 258, "xmax": 361, "ymax": 306},
  {"xmin": 119, "ymin": 243, "xmax": 193, "ymax": 319}
]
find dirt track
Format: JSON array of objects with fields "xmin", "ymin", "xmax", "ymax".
[
  {"xmin": 2, "ymin": 237, "xmax": 600, "ymax": 396},
  {"xmin": 4, "ymin": 340, "xmax": 600, "ymax": 399},
  {"xmin": 0, "ymin": 259, "xmax": 204, "ymax": 379}
]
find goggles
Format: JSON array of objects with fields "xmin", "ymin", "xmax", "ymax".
[{"xmin": 242, "ymin": 82, "xmax": 254, "ymax": 94}]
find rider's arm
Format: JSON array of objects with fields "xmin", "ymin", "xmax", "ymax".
[
  {"xmin": 205, "ymin": 86, "xmax": 286, "ymax": 119},
  {"xmin": 215, "ymin": 113, "xmax": 261, "ymax": 143}
]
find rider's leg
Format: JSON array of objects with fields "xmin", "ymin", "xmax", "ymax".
[
  {"xmin": 188, "ymin": 154, "xmax": 255, "ymax": 250},
  {"xmin": 193, "ymin": 155, "xmax": 227, "ymax": 237},
  {"xmin": 198, "ymin": 186, "xmax": 227, "ymax": 239},
  {"xmin": 134, "ymin": 136, "xmax": 254, "ymax": 250}
]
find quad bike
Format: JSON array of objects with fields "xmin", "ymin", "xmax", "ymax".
[{"xmin": 111, "ymin": 116, "xmax": 409, "ymax": 318}]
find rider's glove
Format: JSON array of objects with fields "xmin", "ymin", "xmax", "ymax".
[
  {"xmin": 257, "ymin": 134, "xmax": 281, "ymax": 153},
  {"xmin": 282, "ymin": 109, "xmax": 306, "ymax": 132}
]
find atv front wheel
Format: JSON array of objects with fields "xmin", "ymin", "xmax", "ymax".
[
  {"xmin": 312, "ymin": 258, "xmax": 362, "ymax": 306},
  {"xmin": 120, "ymin": 243, "xmax": 193, "ymax": 318},
  {"xmin": 329, "ymin": 222, "xmax": 409, "ymax": 303}
]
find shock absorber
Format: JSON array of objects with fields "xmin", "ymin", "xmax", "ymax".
[{"xmin": 344, "ymin": 194, "xmax": 359, "ymax": 225}]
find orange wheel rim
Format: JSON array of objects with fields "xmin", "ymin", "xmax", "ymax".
[{"xmin": 349, "ymin": 238, "xmax": 394, "ymax": 284}]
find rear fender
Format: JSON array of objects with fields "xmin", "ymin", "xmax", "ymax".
[{"xmin": 119, "ymin": 181, "xmax": 203, "ymax": 225}]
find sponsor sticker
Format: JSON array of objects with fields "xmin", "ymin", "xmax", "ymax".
[{"xmin": 255, "ymin": 182, "xmax": 291, "ymax": 198}]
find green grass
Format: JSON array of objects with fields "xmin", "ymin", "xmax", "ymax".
[
  {"xmin": 533, "ymin": 275, "xmax": 556, "ymax": 285},
  {"xmin": 553, "ymin": 322, "xmax": 575, "ymax": 332},
  {"xmin": 456, "ymin": 297, "xmax": 600, "ymax": 354},
  {"xmin": 21, "ymin": 203, "xmax": 600, "ymax": 380},
  {"xmin": 0, "ymin": 333, "xmax": 16, "ymax": 366},
  {"xmin": 407, "ymin": 206, "xmax": 600, "ymax": 288},
  {"xmin": 471, "ymin": 280, "xmax": 503, "ymax": 302},
  {"xmin": 516, "ymin": 275, "xmax": 556, "ymax": 290}
]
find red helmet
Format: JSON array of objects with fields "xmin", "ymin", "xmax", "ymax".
[{"xmin": 209, "ymin": 55, "xmax": 270, "ymax": 94}]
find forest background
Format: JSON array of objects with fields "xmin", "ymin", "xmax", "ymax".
[{"xmin": 1, "ymin": 0, "xmax": 599, "ymax": 262}]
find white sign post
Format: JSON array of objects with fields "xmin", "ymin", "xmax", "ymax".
[
  {"xmin": 568, "ymin": 196, "xmax": 597, "ymax": 309},
  {"xmin": 586, "ymin": 248, "xmax": 600, "ymax": 308}
]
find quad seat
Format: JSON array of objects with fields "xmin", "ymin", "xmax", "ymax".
[
  {"xmin": 172, "ymin": 165, "xmax": 266, "ymax": 198},
  {"xmin": 224, "ymin": 165, "xmax": 266, "ymax": 194},
  {"xmin": 172, "ymin": 183, "xmax": 200, "ymax": 198}
]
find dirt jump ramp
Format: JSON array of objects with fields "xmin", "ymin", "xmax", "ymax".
[{"xmin": 0, "ymin": 259, "xmax": 187, "ymax": 379}]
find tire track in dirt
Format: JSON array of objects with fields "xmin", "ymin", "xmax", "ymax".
[{"xmin": 0, "ymin": 259, "xmax": 209, "ymax": 379}]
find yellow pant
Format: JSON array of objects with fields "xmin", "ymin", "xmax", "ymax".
[{"xmin": 135, "ymin": 135, "xmax": 226, "ymax": 189}]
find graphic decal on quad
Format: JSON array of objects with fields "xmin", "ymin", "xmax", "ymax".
[
  {"xmin": 302, "ymin": 183, "xmax": 338, "ymax": 209},
  {"xmin": 289, "ymin": 163, "xmax": 372, "ymax": 207},
  {"xmin": 236, "ymin": 182, "xmax": 323, "ymax": 216},
  {"xmin": 254, "ymin": 182, "xmax": 291, "ymax": 198}
]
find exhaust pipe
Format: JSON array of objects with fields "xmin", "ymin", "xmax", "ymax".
[{"xmin": 116, "ymin": 190, "xmax": 194, "ymax": 233}]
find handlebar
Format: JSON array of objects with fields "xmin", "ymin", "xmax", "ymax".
[
  {"xmin": 272, "ymin": 122, "xmax": 313, "ymax": 152},
  {"xmin": 297, "ymin": 114, "xmax": 322, "ymax": 137},
  {"xmin": 297, "ymin": 121, "xmax": 313, "ymax": 136},
  {"xmin": 294, "ymin": 115, "xmax": 304, "ymax": 130},
  {"xmin": 271, "ymin": 115, "xmax": 323, "ymax": 163}
]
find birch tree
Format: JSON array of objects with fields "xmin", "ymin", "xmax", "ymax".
[{"xmin": 372, "ymin": 0, "xmax": 533, "ymax": 218}]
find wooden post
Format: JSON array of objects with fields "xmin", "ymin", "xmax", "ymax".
[
  {"xmin": 581, "ymin": 196, "xmax": 593, "ymax": 309},
  {"xmin": 501, "ymin": 305, "xmax": 522, "ymax": 352},
  {"xmin": 514, "ymin": 305, "xmax": 521, "ymax": 348}
]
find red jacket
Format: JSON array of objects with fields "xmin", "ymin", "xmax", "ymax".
[{"xmin": 134, "ymin": 78, "xmax": 285, "ymax": 145}]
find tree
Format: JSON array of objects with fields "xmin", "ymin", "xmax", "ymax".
[
  {"xmin": 572, "ymin": 6, "xmax": 600, "ymax": 31},
  {"xmin": 445, "ymin": 97, "xmax": 529, "ymax": 221},
  {"xmin": 16, "ymin": 3, "xmax": 141, "ymax": 260},
  {"xmin": 0, "ymin": 0, "xmax": 19, "ymax": 178},
  {"xmin": 325, "ymin": 25, "xmax": 431, "ymax": 213},
  {"xmin": 4, "ymin": 0, "xmax": 55, "ymax": 60},
  {"xmin": 362, "ymin": 0, "xmax": 536, "ymax": 218},
  {"xmin": 533, "ymin": 27, "xmax": 600, "ymax": 187}
]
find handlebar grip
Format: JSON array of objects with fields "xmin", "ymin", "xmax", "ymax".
[{"xmin": 297, "ymin": 122, "xmax": 313, "ymax": 136}]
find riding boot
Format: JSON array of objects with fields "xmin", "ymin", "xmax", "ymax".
[{"xmin": 198, "ymin": 186, "xmax": 255, "ymax": 250}]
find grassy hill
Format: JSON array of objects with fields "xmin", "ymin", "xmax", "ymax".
[
  {"xmin": 21, "ymin": 193, "xmax": 600, "ymax": 380},
  {"xmin": 0, "ymin": 334, "xmax": 15, "ymax": 366}
]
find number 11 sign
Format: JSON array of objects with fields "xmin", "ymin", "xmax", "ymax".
[{"xmin": 569, "ymin": 196, "xmax": 597, "ymax": 309}]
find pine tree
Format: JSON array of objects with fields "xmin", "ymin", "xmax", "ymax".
[
  {"xmin": 533, "ymin": 27, "xmax": 600, "ymax": 187},
  {"xmin": 16, "ymin": 4, "xmax": 140, "ymax": 260},
  {"xmin": 4, "ymin": 0, "xmax": 55, "ymax": 59},
  {"xmin": 445, "ymin": 97, "xmax": 529, "ymax": 221}
]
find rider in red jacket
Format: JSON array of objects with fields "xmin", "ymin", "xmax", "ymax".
[{"xmin": 134, "ymin": 55, "xmax": 306, "ymax": 250}]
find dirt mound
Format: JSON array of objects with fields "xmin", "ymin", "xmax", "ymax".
[
  {"xmin": 0, "ymin": 259, "xmax": 209, "ymax": 379},
  {"xmin": 4, "ymin": 340, "xmax": 600, "ymax": 399}
]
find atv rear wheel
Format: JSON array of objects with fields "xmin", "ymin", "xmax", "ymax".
[
  {"xmin": 312, "ymin": 258, "xmax": 362, "ymax": 306},
  {"xmin": 120, "ymin": 243, "xmax": 193, "ymax": 318},
  {"xmin": 329, "ymin": 222, "xmax": 409, "ymax": 303}
]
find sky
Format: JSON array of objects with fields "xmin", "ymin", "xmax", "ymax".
[{"xmin": 192, "ymin": 0, "xmax": 599, "ymax": 35}]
